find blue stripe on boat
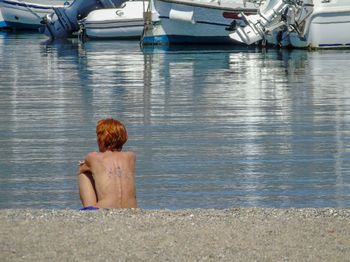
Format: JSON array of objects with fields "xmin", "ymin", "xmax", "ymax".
[
  {"xmin": 319, "ymin": 43, "xmax": 344, "ymax": 47},
  {"xmin": 0, "ymin": 21, "xmax": 8, "ymax": 28},
  {"xmin": 158, "ymin": 16, "xmax": 231, "ymax": 27},
  {"xmin": 142, "ymin": 35, "xmax": 236, "ymax": 45},
  {"xmin": 3, "ymin": 21, "xmax": 43, "ymax": 30}
]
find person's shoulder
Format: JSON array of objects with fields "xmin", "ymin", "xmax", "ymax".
[
  {"xmin": 85, "ymin": 151, "xmax": 101, "ymax": 161},
  {"xmin": 119, "ymin": 151, "xmax": 136, "ymax": 160},
  {"xmin": 86, "ymin": 151, "xmax": 100, "ymax": 157}
]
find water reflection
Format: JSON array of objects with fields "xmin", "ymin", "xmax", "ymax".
[{"xmin": 0, "ymin": 34, "xmax": 349, "ymax": 209}]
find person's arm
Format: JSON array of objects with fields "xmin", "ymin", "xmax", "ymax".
[
  {"xmin": 78, "ymin": 160, "xmax": 91, "ymax": 175},
  {"xmin": 78, "ymin": 152, "xmax": 100, "ymax": 175},
  {"xmin": 78, "ymin": 152, "xmax": 96, "ymax": 174}
]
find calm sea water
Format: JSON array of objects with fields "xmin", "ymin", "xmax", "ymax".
[{"xmin": 0, "ymin": 32, "xmax": 350, "ymax": 209}]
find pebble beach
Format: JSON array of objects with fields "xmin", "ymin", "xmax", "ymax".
[{"xmin": 1, "ymin": 208, "xmax": 350, "ymax": 261}]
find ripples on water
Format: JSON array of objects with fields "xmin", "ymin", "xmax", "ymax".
[{"xmin": 0, "ymin": 32, "xmax": 349, "ymax": 209}]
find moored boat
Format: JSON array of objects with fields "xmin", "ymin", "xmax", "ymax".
[
  {"xmin": 0, "ymin": 0, "xmax": 68, "ymax": 30},
  {"xmin": 229, "ymin": 0, "xmax": 350, "ymax": 49},
  {"xmin": 0, "ymin": 5, "xmax": 6, "ymax": 27},
  {"xmin": 141, "ymin": 0, "xmax": 260, "ymax": 45},
  {"xmin": 81, "ymin": 0, "xmax": 148, "ymax": 39},
  {"xmin": 40, "ymin": 0, "xmax": 124, "ymax": 38}
]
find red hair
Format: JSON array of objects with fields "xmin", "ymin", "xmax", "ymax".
[{"xmin": 96, "ymin": 118, "xmax": 128, "ymax": 152}]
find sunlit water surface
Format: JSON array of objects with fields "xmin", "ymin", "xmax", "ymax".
[{"xmin": 0, "ymin": 32, "xmax": 350, "ymax": 209}]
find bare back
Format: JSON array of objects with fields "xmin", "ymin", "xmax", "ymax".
[{"xmin": 85, "ymin": 151, "xmax": 137, "ymax": 208}]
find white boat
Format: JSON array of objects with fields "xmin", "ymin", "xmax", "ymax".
[
  {"xmin": 141, "ymin": 0, "xmax": 260, "ymax": 45},
  {"xmin": 229, "ymin": 0, "xmax": 350, "ymax": 49},
  {"xmin": 0, "ymin": 0, "xmax": 68, "ymax": 30},
  {"xmin": 81, "ymin": 0, "xmax": 148, "ymax": 39},
  {"xmin": 40, "ymin": 0, "xmax": 124, "ymax": 38},
  {"xmin": 0, "ymin": 5, "xmax": 5, "ymax": 27}
]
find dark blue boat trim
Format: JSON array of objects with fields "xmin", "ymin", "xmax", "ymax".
[
  {"xmin": 2, "ymin": 20, "xmax": 41, "ymax": 30},
  {"xmin": 0, "ymin": 21, "xmax": 8, "ymax": 28},
  {"xmin": 319, "ymin": 43, "xmax": 345, "ymax": 47},
  {"xmin": 142, "ymin": 35, "xmax": 234, "ymax": 45},
  {"xmin": 159, "ymin": 15, "xmax": 231, "ymax": 27}
]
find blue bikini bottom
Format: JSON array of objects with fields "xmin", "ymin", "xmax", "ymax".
[{"xmin": 80, "ymin": 206, "xmax": 99, "ymax": 211}]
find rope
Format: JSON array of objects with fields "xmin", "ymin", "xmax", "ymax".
[{"xmin": 16, "ymin": 0, "xmax": 47, "ymax": 20}]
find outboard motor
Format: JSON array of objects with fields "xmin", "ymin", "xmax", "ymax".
[
  {"xmin": 229, "ymin": 0, "xmax": 314, "ymax": 45},
  {"xmin": 40, "ymin": 0, "xmax": 125, "ymax": 38}
]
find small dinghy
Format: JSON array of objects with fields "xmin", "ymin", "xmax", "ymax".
[
  {"xmin": 81, "ymin": 0, "xmax": 148, "ymax": 39},
  {"xmin": 40, "ymin": 0, "xmax": 124, "ymax": 38}
]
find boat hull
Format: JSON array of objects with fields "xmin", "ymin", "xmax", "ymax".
[
  {"xmin": 0, "ymin": 0, "xmax": 66, "ymax": 30},
  {"xmin": 142, "ymin": 0, "xmax": 258, "ymax": 45},
  {"xmin": 266, "ymin": 0, "xmax": 350, "ymax": 49},
  {"xmin": 85, "ymin": 20, "xmax": 145, "ymax": 39},
  {"xmin": 84, "ymin": 1, "xmax": 148, "ymax": 39},
  {"xmin": 0, "ymin": 6, "xmax": 6, "ymax": 27}
]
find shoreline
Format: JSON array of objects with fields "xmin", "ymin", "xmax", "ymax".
[{"xmin": 1, "ymin": 208, "xmax": 350, "ymax": 261}]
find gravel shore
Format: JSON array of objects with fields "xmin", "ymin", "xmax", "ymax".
[{"xmin": 1, "ymin": 208, "xmax": 350, "ymax": 261}]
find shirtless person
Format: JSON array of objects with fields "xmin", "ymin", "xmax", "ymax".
[{"xmin": 78, "ymin": 118, "xmax": 137, "ymax": 209}]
